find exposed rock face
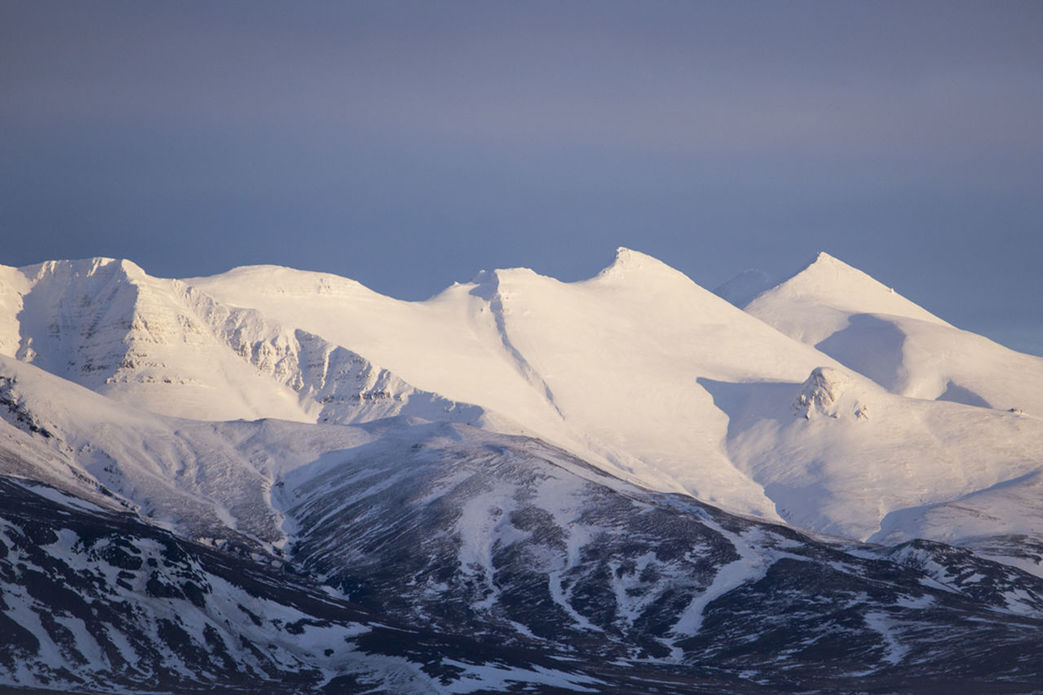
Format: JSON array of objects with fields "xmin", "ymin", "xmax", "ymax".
[
  {"xmin": 794, "ymin": 366, "xmax": 870, "ymax": 420},
  {"xmin": 0, "ymin": 477, "xmax": 417, "ymax": 694}
]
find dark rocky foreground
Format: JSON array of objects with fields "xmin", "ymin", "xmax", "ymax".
[{"xmin": 1, "ymin": 427, "xmax": 1042, "ymax": 693}]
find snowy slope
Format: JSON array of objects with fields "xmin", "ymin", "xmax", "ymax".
[
  {"xmin": 872, "ymin": 469, "xmax": 1043, "ymax": 576},
  {"xmin": 7, "ymin": 446, "xmax": 1043, "ymax": 694},
  {"xmin": 4, "ymin": 251, "xmax": 1043, "ymax": 568},
  {"xmin": 4, "ymin": 258, "xmax": 484, "ymax": 426},
  {"xmin": 0, "ymin": 475, "xmax": 479, "ymax": 694},
  {"xmin": 743, "ymin": 252, "xmax": 1043, "ymax": 415},
  {"xmin": 278, "ymin": 419, "xmax": 1043, "ymax": 683},
  {"xmin": 4, "ymin": 249, "xmax": 1043, "ymax": 692},
  {"xmin": 0, "ymin": 264, "xmax": 30, "ymax": 358},
  {"xmin": 705, "ymin": 366, "xmax": 1043, "ymax": 541},
  {"xmin": 724, "ymin": 252, "xmax": 1043, "ymax": 550},
  {"xmin": 187, "ymin": 249, "xmax": 1043, "ymax": 556},
  {"xmin": 13, "ymin": 258, "xmax": 310, "ymax": 422},
  {"xmin": 186, "ymin": 263, "xmax": 593, "ymax": 468},
  {"xmin": 469, "ymin": 250, "xmax": 851, "ymax": 514},
  {"xmin": 189, "ymin": 249, "xmax": 859, "ymax": 519},
  {"xmin": 0, "ymin": 354, "xmax": 383, "ymax": 549}
]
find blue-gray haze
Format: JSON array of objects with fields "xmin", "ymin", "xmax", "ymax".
[{"xmin": 2, "ymin": 1, "xmax": 1041, "ymax": 354}]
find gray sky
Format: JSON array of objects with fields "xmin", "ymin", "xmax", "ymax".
[{"xmin": 2, "ymin": 1, "xmax": 1042, "ymax": 354}]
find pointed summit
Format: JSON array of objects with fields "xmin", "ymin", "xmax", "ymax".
[
  {"xmin": 785, "ymin": 251, "xmax": 895, "ymax": 292},
  {"xmin": 745, "ymin": 251, "xmax": 1043, "ymax": 417},
  {"xmin": 605, "ymin": 246, "xmax": 670, "ymax": 271},
  {"xmin": 610, "ymin": 246, "xmax": 656, "ymax": 268},
  {"xmin": 590, "ymin": 247, "xmax": 693, "ymax": 288},
  {"xmin": 748, "ymin": 251, "xmax": 947, "ymax": 328},
  {"xmin": 807, "ymin": 250, "xmax": 845, "ymax": 266}
]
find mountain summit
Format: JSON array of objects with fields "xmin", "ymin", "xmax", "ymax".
[
  {"xmin": 745, "ymin": 251, "xmax": 949, "ymax": 339},
  {"xmin": 745, "ymin": 251, "xmax": 1043, "ymax": 415}
]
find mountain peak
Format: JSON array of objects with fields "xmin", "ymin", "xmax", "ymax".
[
  {"xmin": 592, "ymin": 247, "xmax": 691, "ymax": 286},
  {"xmin": 609, "ymin": 246, "xmax": 664, "ymax": 270},
  {"xmin": 749, "ymin": 252, "xmax": 947, "ymax": 327},
  {"xmin": 22, "ymin": 257, "xmax": 147, "ymax": 284},
  {"xmin": 811, "ymin": 250, "xmax": 842, "ymax": 264},
  {"xmin": 792, "ymin": 251, "xmax": 867, "ymax": 282},
  {"xmin": 473, "ymin": 248, "xmax": 679, "ymax": 293},
  {"xmin": 778, "ymin": 250, "xmax": 887, "ymax": 297},
  {"xmin": 188, "ymin": 264, "xmax": 377, "ymax": 302}
]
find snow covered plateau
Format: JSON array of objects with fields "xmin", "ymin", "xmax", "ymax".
[{"xmin": 0, "ymin": 249, "xmax": 1041, "ymax": 693}]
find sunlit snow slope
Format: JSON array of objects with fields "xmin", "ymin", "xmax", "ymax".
[
  {"xmin": 189, "ymin": 249, "xmax": 868, "ymax": 519},
  {"xmin": 732, "ymin": 252, "xmax": 1043, "ymax": 546},
  {"xmin": 4, "ymin": 258, "xmax": 483, "ymax": 426},
  {"xmin": 744, "ymin": 252, "xmax": 1043, "ymax": 416},
  {"xmin": 3, "ymin": 250, "xmax": 1043, "ymax": 564}
]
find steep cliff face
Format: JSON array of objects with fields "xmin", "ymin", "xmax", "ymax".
[{"xmin": 4, "ymin": 258, "xmax": 484, "ymax": 427}]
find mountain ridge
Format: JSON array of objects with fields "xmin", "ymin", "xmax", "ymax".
[
  {"xmin": 2, "ymin": 249, "xmax": 1042, "ymax": 570},
  {"xmin": 1, "ymin": 248, "xmax": 1043, "ymax": 692}
]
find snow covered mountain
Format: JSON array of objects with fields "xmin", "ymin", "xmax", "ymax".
[
  {"xmin": 744, "ymin": 251, "xmax": 1043, "ymax": 416},
  {"xmin": 5, "ymin": 252, "xmax": 1043, "ymax": 552},
  {"xmin": 4, "ymin": 258, "xmax": 481, "ymax": 426},
  {"xmin": 1, "ymin": 249, "xmax": 1042, "ymax": 692},
  {"xmin": 196, "ymin": 251, "xmax": 1043, "ymax": 549},
  {"xmin": 737, "ymin": 252, "xmax": 1043, "ymax": 559}
]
